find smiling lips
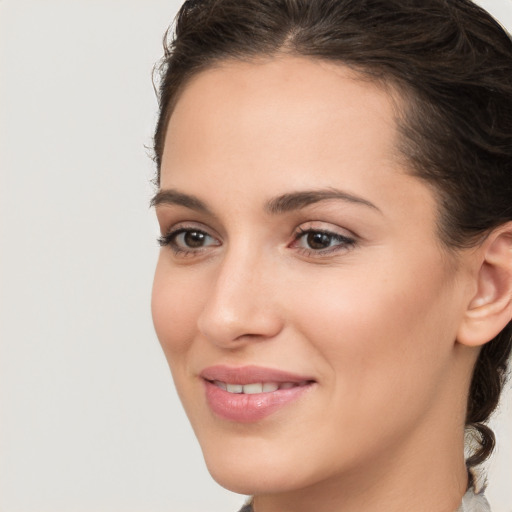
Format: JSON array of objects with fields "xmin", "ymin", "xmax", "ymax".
[{"xmin": 200, "ymin": 365, "xmax": 315, "ymax": 423}]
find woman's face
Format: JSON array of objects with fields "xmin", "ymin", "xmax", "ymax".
[{"xmin": 152, "ymin": 57, "xmax": 473, "ymax": 495}]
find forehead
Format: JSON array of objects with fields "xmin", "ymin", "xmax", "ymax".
[
  {"xmin": 162, "ymin": 56, "xmax": 403, "ymax": 181},
  {"xmin": 159, "ymin": 56, "xmax": 436, "ymax": 227}
]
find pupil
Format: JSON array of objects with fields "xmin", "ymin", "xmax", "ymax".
[
  {"xmin": 307, "ymin": 232, "xmax": 331, "ymax": 249},
  {"xmin": 184, "ymin": 231, "xmax": 205, "ymax": 248}
]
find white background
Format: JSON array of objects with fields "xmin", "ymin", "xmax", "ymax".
[{"xmin": 0, "ymin": 1, "xmax": 511, "ymax": 511}]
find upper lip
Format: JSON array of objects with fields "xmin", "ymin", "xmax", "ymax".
[{"xmin": 200, "ymin": 365, "xmax": 316, "ymax": 385}]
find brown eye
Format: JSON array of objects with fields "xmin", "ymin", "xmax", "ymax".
[
  {"xmin": 173, "ymin": 229, "xmax": 219, "ymax": 250},
  {"xmin": 306, "ymin": 232, "xmax": 334, "ymax": 250},
  {"xmin": 158, "ymin": 228, "xmax": 220, "ymax": 253},
  {"xmin": 292, "ymin": 228, "xmax": 356, "ymax": 254},
  {"xmin": 183, "ymin": 230, "xmax": 207, "ymax": 248}
]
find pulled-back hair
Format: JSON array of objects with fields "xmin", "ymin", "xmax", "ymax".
[{"xmin": 153, "ymin": 0, "xmax": 512, "ymax": 472}]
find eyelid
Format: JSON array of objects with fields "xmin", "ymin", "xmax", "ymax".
[
  {"xmin": 159, "ymin": 220, "xmax": 220, "ymax": 238},
  {"xmin": 292, "ymin": 220, "xmax": 357, "ymax": 240}
]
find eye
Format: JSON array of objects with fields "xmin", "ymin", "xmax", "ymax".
[
  {"xmin": 174, "ymin": 230, "xmax": 213, "ymax": 249},
  {"xmin": 291, "ymin": 227, "xmax": 356, "ymax": 255},
  {"xmin": 158, "ymin": 227, "xmax": 220, "ymax": 255}
]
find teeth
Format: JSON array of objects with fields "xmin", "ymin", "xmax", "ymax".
[
  {"xmin": 262, "ymin": 382, "xmax": 279, "ymax": 392},
  {"xmin": 214, "ymin": 381, "xmax": 302, "ymax": 393},
  {"xmin": 213, "ymin": 380, "xmax": 227, "ymax": 390},
  {"xmin": 243, "ymin": 383, "xmax": 263, "ymax": 394}
]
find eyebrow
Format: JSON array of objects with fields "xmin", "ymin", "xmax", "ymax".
[
  {"xmin": 150, "ymin": 189, "xmax": 212, "ymax": 214},
  {"xmin": 265, "ymin": 188, "xmax": 381, "ymax": 214},
  {"xmin": 150, "ymin": 187, "xmax": 381, "ymax": 215}
]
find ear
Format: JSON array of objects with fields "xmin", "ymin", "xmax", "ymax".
[{"xmin": 457, "ymin": 222, "xmax": 512, "ymax": 347}]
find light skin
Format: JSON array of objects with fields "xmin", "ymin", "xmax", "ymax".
[{"xmin": 151, "ymin": 56, "xmax": 512, "ymax": 512}]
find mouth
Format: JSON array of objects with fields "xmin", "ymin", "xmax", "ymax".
[
  {"xmin": 200, "ymin": 365, "xmax": 316, "ymax": 423},
  {"xmin": 208, "ymin": 380, "xmax": 312, "ymax": 394}
]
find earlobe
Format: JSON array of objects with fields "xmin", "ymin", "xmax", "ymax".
[{"xmin": 457, "ymin": 222, "xmax": 512, "ymax": 347}]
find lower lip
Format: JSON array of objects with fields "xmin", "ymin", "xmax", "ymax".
[{"xmin": 204, "ymin": 380, "xmax": 314, "ymax": 423}]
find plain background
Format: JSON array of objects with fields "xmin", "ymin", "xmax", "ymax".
[{"xmin": 1, "ymin": 1, "xmax": 511, "ymax": 511}]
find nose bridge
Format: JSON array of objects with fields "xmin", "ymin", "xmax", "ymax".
[{"xmin": 197, "ymin": 240, "xmax": 282, "ymax": 346}]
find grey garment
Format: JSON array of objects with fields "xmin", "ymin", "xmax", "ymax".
[
  {"xmin": 456, "ymin": 487, "xmax": 492, "ymax": 512},
  {"xmin": 237, "ymin": 487, "xmax": 491, "ymax": 512}
]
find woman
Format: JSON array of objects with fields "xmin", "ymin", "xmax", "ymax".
[{"xmin": 150, "ymin": 1, "xmax": 512, "ymax": 511}]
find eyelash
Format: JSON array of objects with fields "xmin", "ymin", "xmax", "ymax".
[
  {"xmin": 291, "ymin": 227, "xmax": 356, "ymax": 256},
  {"xmin": 157, "ymin": 225, "xmax": 356, "ymax": 257},
  {"xmin": 157, "ymin": 227, "xmax": 218, "ymax": 256}
]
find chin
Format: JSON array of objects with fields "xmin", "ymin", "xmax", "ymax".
[
  {"xmin": 206, "ymin": 459, "xmax": 303, "ymax": 496},
  {"xmin": 200, "ymin": 431, "xmax": 361, "ymax": 499},
  {"xmin": 200, "ymin": 437, "xmax": 310, "ymax": 495},
  {"xmin": 208, "ymin": 465, "xmax": 278, "ymax": 495}
]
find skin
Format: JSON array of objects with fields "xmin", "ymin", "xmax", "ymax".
[{"xmin": 152, "ymin": 56, "xmax": 489, "ymax": 512}]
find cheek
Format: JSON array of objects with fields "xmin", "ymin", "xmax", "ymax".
[
  {"xmin": 151, "ymin": 257, "xmax": 203, "ymax": 359},
  {"xmin": 267, "ymin": 254, "xmax": 461, "ymax": 473},
  {"xmin": 288, "ymin": 252, "xmax": 459, "ymax": 413}
]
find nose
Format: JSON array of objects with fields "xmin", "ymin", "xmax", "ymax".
[{"xmin": 197, "ymin": 248, "xmax": 284, "ymax": 348}]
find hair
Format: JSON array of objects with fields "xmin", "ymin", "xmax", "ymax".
[{"xmin": 153, "ymin": 0, "xmax": 512, "ymax": 474}]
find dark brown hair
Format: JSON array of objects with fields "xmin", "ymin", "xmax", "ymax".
[{"xmin": 153, "ymin": 0, "xmax": 512, "ymax": 471}]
